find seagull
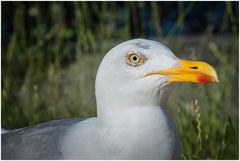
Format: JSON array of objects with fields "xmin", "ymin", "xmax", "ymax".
[{"xmin": 1, "ymin": 39, "xmax": 218, "ymax": 160}]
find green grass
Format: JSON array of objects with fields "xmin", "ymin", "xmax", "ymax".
[
  {"xmin": 167, "ymin": 36, "xmax": 238, "ymax": 159},
  {"xmin": 1, "ymin": 2, "xmax": 239, "ymax": 159}
]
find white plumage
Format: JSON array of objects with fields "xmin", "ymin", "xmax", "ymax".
[
  {"xmin": 62, "ymin": 39, "xmax": 181, "ymax": 159},
  {"xmin": 2, "ymin": 39, "xmax": 218, "ymax": 159}
]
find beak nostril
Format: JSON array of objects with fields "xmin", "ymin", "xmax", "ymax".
[{"xmin": 189, "ymin": 66, "xmax": 198, "ymax": 69}]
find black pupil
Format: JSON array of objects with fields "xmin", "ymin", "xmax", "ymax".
[{"xmin": 132, "ymin": 56, "xmax": 138, "ymax": 61}]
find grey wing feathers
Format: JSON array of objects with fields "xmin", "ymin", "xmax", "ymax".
[{"xmin": 1, "ymin": 118, "xmax": 87, "ymax": 160}]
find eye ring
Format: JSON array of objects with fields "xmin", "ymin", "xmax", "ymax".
[
  {"xmin": 126, "ymin": 52, "xmax": 144, "ymax": 66},
  {"xmin": 129, "ymin": 54, "xmax": 140, "ymax": 63}
]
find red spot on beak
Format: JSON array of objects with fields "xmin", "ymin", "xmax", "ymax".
[{"xmin": 198, "ymin": 75, "xmax": 212, "ymax": 84}]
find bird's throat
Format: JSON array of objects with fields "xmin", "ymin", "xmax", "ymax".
[{"xmin": 96, "ymin": 106, "xmax": 181, "ymax": 159}]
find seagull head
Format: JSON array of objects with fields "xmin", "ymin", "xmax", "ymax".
[{"xmin": 95, "ymin": 39, "xmax": 218, "ymax": 113}]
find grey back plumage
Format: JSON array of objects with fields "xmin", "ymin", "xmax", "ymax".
[{"xmin": 1, "ymin": 118, "xmax": 86, "ymax": 160}]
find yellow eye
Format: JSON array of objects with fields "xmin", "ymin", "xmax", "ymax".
[{"xmin": 126, "ymin": 52, "xmax": 144, "ymax": 66}]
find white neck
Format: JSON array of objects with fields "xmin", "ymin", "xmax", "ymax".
[
  {"xmin": 95, "ymin": 105, "xmax": 180, "ymax": 159},
  {"xmin": 97, "ymin": 104, "xmax": 166, "ymax": 127},
  {"xmin": 62, "ymin": 103, "xmax": 180, "ymax": 159}
]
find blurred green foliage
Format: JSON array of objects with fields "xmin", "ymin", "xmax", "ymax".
[{"xmin": 1, "ymin": 1, "xmax": 239, "ymax": 159}]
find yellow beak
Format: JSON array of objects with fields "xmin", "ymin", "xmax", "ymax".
[{"xmin": 146, "ymin": 59, "xmax": 219, "ymax": 83}]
